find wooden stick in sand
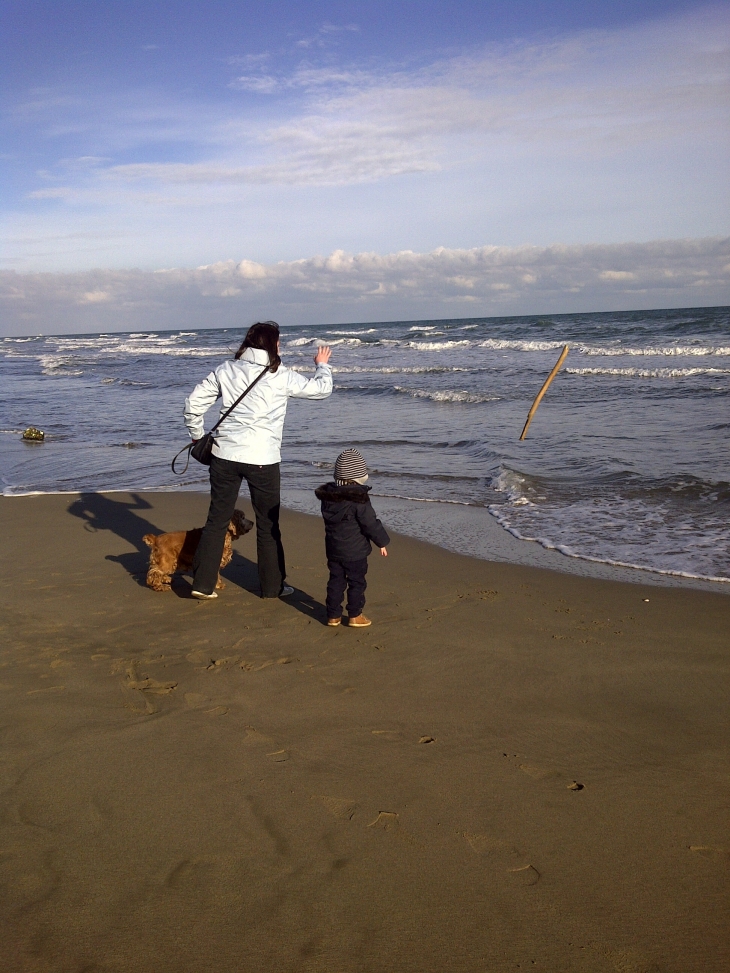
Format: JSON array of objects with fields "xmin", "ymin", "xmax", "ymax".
[{"xmin": 519, "ymin": 345, "xmax": 569, "ymax": 440}]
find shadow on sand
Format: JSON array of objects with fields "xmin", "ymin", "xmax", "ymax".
[
  {"xmin": 67, "ymin": 492, "xmax": 327, "ymax": 618},
  {"xmin": 68, "ymin": 492, "xmax": 160, "ymax": 588}
]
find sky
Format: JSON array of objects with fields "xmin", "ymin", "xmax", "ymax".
[{"xmin": 1, "ymin": 0, "xmax": 729, "ymax": 334}]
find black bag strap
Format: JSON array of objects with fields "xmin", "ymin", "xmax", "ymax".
[{"xmin": 171, "ymin": 363, "xmax": 270, "ymax": 475}]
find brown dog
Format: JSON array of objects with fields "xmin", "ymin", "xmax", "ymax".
[{"xmin": 142, "ymin": 509, "xmax": 253, "ymax": 591}]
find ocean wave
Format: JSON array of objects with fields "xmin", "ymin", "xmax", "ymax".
[
  {"xmin": 334, "ymin": 365, "xmax": 470, "ymax": 374},
  {"xmin": 565, "ymin": 366, "xmax": 730, "ymax": 378},
  {"xmin": 100, "ymin": 377, "xmax": 153, "ymax": 387},
  {"xmin": 39, "ymin": 355, "xmax": 84, "ymax": 376},
  {"xmin": 487, "ymin": 505, "xmax": 730, "ymax": 584},
  {"xmin": 489, "ymin": 467, "xmax": 730, "ymax": 582},
  {"xmin": 407, "ymin": 340, "xmax": 472, "ymax": 351},
  {"xmin": 478, "ymin": 338, "xmax": 565, "ymax": 352},
  {"xmin": 394, "ymin": 387, "xmax": 500, "ymax": 404},
  {"xmin": 578, "ymin": 344, "xmax": 730, "ymax": 358},
  {"xmin": 287, "ymin": 336, "xmax": 364, "ymax": 348},
  {"xmin": 325, "ymin": 328, "xmax": 379, "ymax": 335},
  {"xmin": 475, "ymin": 338, "xmax": 730, "ymax": 357}
]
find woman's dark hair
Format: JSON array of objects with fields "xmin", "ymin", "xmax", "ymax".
[{"xmin": 235, "ymin": 321, "xmax": 281, "ymax": 372}]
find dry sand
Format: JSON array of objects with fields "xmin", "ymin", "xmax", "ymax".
[{"xmin": 0, "ymin": 491, "xmax": 728, "ymax": 973}]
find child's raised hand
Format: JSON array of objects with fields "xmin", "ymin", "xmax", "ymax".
[
  {"xmin": 380, "ymin": 547, "xmax": 388, "ymax": 557},
  {"xmin": 314, "ymin": 344, "xmax": 332, "ymax": 365}
]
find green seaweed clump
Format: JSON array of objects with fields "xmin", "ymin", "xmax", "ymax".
[{"xmin": 22, "ymin": 426, "xmax": 45, "ymax": 442}]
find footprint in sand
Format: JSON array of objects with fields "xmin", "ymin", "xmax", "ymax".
[
  {"xmin": 507, "ymin": 863, "xmax": 541, "ymax": 886},
  {"xmin": 690, "ymin": 845, "xmax": 729, "ymax": 859},
  {"xmin": 463, "ymin": 833, "xmax": 522, "ymax": 860},
  {"xmin": 241, "ymin": 656, "xmax": 294, "ymax": 672},
  {"xmin": 242, "ymin": 726, "xmax": 274, "ymax": 747},
  {"xmin": 125, "ymin": 670, "xmax": 177, "ymax": 695},
  {"xmin": 314, "ymin": 796, "xmax": 357, "ymax": 821},
  {"xmin": 368, "ymin": 811, "xmax": 399, "ymax": 832},
  {"xmin": 463, "ymin": 833, "xmax": 539, "ymax": 885},
  {"xmin": 184, "ymin": 692, "xmax": 207, "ymax": 709}
]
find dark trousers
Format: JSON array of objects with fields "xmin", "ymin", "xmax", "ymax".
[
  {"xmin": 193, "ymin": 456, "xmax": 285, "ymax": 597},
  {"xmin": 326, "ymin": 558, "xmax": 368, "ymax": 619}
]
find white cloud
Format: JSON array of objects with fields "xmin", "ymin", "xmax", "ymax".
[
  {"xmin": 18, "ymin": 7, "xmax": 728, "ymax": 194},
  {"xmin": 2, "ymin": 237, "xmax": 727, "ymax": 336},
  {"xmin": 228, "ymin": 75, "xmax": 280, "ymax": 94},
  {"xmin": 4, "ymin": 7, "xmax": 728, "ymax": 272}
]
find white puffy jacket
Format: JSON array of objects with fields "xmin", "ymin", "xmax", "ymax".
[{"xmin": 184, "ymin": 347, "xmax": 333, "ymax": 465}]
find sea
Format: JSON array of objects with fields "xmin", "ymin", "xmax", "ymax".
[{"xmin": 1, "ymin": 306, "xmax": 729, "ymax": 586}]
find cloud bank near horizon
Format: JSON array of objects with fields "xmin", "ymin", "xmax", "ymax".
[{"xmin": 2, "ymin": 237, "xmax": 728, "ymax": 336}]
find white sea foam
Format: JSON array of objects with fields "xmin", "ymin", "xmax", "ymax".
[
  {"xmin": 325, "ymin": 328, "xmax": 378, "ymax": 335},
  {"xmin": 566, "ymin": 366, "xmax": 730, "ymax": 378},
  {"xmin": 407, "ymin": 340, "xmax": 472, "ymax": 351},
  {"xmin": 335, "ymin": 365, "xmax": 470, "ymax": 374},
  {"xmin": 394, "ymin": 387, "xmax": 499, "ymax": 404},
  {"xmin": 39, "ymin": 355, "xmax": 84, "ymax": 376},
  {"xmin": 489, "ymin": 469, "xmax": 730, "ymax": 583},
  {"xmin": 579, "ymin": 344, "xmax": 730, "ymax": 357},
  {"xmin": 488, "ymin": 504, "xmax": 730, "ymax": 584},
  {"xmin": 287, "ymin": 336, "xmax": 363, "ymax": 348}
]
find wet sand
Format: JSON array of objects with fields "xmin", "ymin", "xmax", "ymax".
[{"xmin": 1, "ymin": 492, "xmax": 728, "ymax": 973}]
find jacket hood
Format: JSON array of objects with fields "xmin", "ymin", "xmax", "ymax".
[{"xmin": 315, "ymin": 482, "xmax": 370, "ymax": 504}]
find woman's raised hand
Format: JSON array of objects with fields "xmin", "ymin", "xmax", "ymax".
[{"xmin": 314, "ymin": 344, "xmax": 332, "ymax": 365}]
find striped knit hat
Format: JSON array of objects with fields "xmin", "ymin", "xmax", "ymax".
[{"xmin": 334, "ymin": 448, "xmax": 368, "ymax": 485}]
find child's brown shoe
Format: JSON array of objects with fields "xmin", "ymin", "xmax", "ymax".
[
  {"xmin": 347, "ymin": 614, "xmax": 372, "ymax": 627},
  {"xmin": 327, "ymin": 617, "xmax": 341, "ymax": 627}
]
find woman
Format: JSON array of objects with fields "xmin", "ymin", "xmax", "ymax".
[{"xmin": 184, "ymin": 321, "xmax": 332, "ymax": 600}]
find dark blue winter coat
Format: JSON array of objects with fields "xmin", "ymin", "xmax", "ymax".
[{"xmin": 315, "ymin": 482, "xmax": 390, "ymax": 562}]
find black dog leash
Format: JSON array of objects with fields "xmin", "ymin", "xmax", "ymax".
[{"xmin": 171, "ymin": 364, "xmax": 269, "ymax": 475}]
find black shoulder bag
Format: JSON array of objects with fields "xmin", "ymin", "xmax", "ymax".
[{"xmin": 171, "ymin": 364, "xmax": 270, "ymax": 475}]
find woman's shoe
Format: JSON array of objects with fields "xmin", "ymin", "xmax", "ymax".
[
  {"xmin": 327, "ymin": 617, "xmax": 341, "ymax": 627},
  {"xmin": 279, "ymin": 585, "xmax": 295, "ymax": 597},
  {"xmin": 191, "ymin": 590, "xmax": 218, "ymax": 600},
  {"xmin": 347, "ymin": 614, "xmax": 371, "ymax": 627}
]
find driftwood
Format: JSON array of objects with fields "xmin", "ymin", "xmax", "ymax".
[{"xmin": 519, "ymin": 345, "xmax": 569, "ymax": 440}]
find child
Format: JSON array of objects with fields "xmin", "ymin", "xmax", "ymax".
[{"xmin": 315, "ymin": 448, "xmax": 390, "ymax": 627}]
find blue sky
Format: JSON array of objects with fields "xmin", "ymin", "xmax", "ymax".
[{"xmin": 1, "ymin": 1, "xmax": 728, "ymax": 332}]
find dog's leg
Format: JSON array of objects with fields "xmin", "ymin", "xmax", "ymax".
[
  {"xmin": 147, "ymin": 569, "xmax": 171, "ymax": 592},
  {"xmin": 215, "ymin": 574, "xmax": 226, "ymax": 590}
]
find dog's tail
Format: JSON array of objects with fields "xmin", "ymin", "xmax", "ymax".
[{"xmin": 142, "ymin": 533, "xmax": 157, "ymax": 548}]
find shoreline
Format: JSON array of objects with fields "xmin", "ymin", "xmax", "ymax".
[{"xmin": 2, "ymin": 485, "xmax": 727, "ymax": 593}]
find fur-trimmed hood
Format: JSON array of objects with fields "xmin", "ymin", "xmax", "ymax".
[{"xmin": 315, "ymin": 482, "xmax": 371, "ymax": 504}]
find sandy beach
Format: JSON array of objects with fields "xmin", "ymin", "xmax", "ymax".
[{"xmin": 1, "ymin": 490, "xmax": 728, "ymax": 973}]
